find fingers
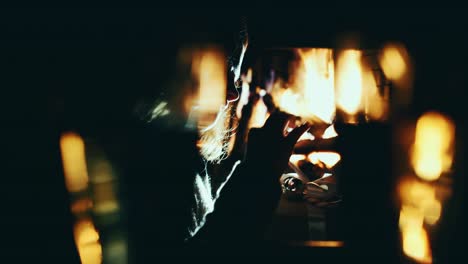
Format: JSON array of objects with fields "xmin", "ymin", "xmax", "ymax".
[
  {"xmin": 286, "ymin": 123, "xmax": 311, "ymax": 145},
  {"xmin": 263, "ymin": 110, "xmax": 294, "ymax": 135}
]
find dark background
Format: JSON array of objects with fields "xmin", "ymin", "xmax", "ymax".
[{"xmin": 1, "ymin": 8, "xmax": 466, "ymax": 262}]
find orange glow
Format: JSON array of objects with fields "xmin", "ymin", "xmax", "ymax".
[
  {"xmin": 73, "ymin": 219, "xmax": 102, "ymax": 264},
  {"xmin": 362, "ymin": 67, "xmax": 387, "ymax": 120},
  {"xmin": 275, "ymin": 89, "xmax": 300, "ymax": 117},
  {"xmin": 401, "ymin": 225, "xmax": 432, "ymax": 263},
  {"xmin": 411, "ymin": 112, "xmax": 455, "ymax": 181},
  {"xmin": 289, "ymin": 154, "xmax": 307, "ymax": 165},
  {"xmin": 399, "ymin": 205, "xmax": 424, "ymax": 231},
  {"xmin": 379, "ymin": 42, "xmax": 413, "ymax": 108},
  {"xmin": 191, "ymin": 48, "xmax": 227, "ymax": 129},
  {"xmin": 398, "ymin": 179, "xmax": 442, "ymax": 225},
  {"xmin": 60, "ymin": 132, "xmax": 89, "ymax": 193},
  {"xmin": 301, "ymin": 240, "xmax": 344, "ymax": 247},
  {"xmin": 307, "ymin": 151, "xmax": 341, "ymax": 169},
  {"xmin": 249, "ymin": 97, "xmax": 269, "ymax": 128},
  {"xmin": 422, "ymin": 199, "xmax": 442, "ymax": 225},
  {"xmin": 71, "ymin": 198, "xmax": 93, "ymax": 214},
  {"xmin": 336, "ymin": 50, "xmax": 363, "ymax": 117},
  {"xmin": 379, "ymin": 43, "xmax": 408, "ymax": 81},
  {"xmin": 272, "ymin": 48, "xmax": 335, "ymax": 124},
  {"xmin": 399, "ymin": 204, "xmax": 432, "ymax": 263}
]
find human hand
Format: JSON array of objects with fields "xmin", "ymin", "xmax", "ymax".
[{"xmin": 244, "ymin": 110, "xmax": 311, "ymax": 178}]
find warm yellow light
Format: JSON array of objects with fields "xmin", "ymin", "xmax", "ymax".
[
  {"xmin": 297, "ymin": 48, "xmax": 335, "ymax": 123},
  {"xmin": 195, "ymin": 49, "xmax": 226, "ymax": 112},
  {"xmin": 60, "ymin": 132, "xmax": 89, "ymax": 193},
  {"xmin": 307, "ymin": 151, "xmax": 341, "ymax": 169},
  {"xmin": 289, "ymin": 154, "xmax": 307, "ymax": 165},
  {"xmin": 73, "ymin": 219, "xmax": 102, "ymax": 264},
  {"xmin": 302, "ymin": 240, "xmax": 344, "ymax": 247},
  {"xmin": 421, "ymin": 199, "xmax": 442, "ymax": 225},
  {"xmin": 362, "ymin": 68, "xmax": 386, "ymax": 120},
  {"xmin": 402, "ymin": 226, "xmax": 432, "ymax": 263},
  {"xmin": 398, "ymin": 179, "xmax": 442, "ymax": 225},
  {"xmin": 71, "ymin": 198, "xmax": 93, "ymax": 214},
  {"xmin": 411, "ymin": 112, "xmax": 455, "ymax": 181},
  {"xmin": 276, "ymin": 89, "xmax": 300, "ymax": 117},
  {"xmin": 380, "ymin": 43, "xmax": 408, "ymax": 81},
  {"xmin": 249, "ymin": 97, "xmax": 269, "ymax": 128},
  {"xmin": 322, "ymin": 124, "xmax": 338, "ymax": 139},
  {"xmin": 336, "ymin": 50, "xmax": 363, "ymax": 116},
  {"xmin": 399, "ymin": 205, "xmax": 432, "ymax": 263},
  {"xmin": 298, "ymin": 131, "xmax": 315, "ymax": 141},
  {"xmin": 190, "ymin": 48, "xmax": 227, "ymax": 130},
  {"xmin": 272, "ymin": 48, "xmax": 335, "ymax": 124},
  {"xmin": 399, "ymin": 205, "xmax": 424, "ymax": 231}
]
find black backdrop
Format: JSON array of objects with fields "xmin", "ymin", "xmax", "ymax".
[{"xmin": 1, "ymin": 8, "xmax": 466, "ymax": 262}]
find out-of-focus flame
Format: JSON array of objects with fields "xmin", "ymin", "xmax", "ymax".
[
  {"xmin": 307, "ymin": 151, "xmax": 341, "ymax": 169},
  {"xmin": 71, "ymin": 198, "xmax": 93, "ymax": 214},
  {"xmin": 399, "ymin": 205, "xmax": 432, "ymax": 263},
  {"xmin": 411, "ymin": 112, "xmax": 455, "ymax": 181},
  {"xmin": 276, "ymin": 89, "xmax": 300, "ymax": 117},
  {"xmin": 336, "ymin": 50, "xmax": 363, "ymax": 116},
  {"xmin": 362, "ymin": 68, "xmax": 386, "ymax": 120},
  {"xmin": 401, "ymin": 221, "xmax": 432, "ymax": 263},
  {"xmin": 379, "ymin": 43, "xmax": 408, "ymax": 81},
  {"xmin": 398, "ymin": 179, "xmax": 442, "ymax": 225},
  {"xmin": 272, "ymin": 48, "xmax": 335, "ymax": 124},
  {"xmin": 191, "ymin": 48, "xmax": 227, "ymax": 129},
  {"xmin": 399, "ymin": 205, "xmax": 424, "ymax": 231},
  {"xmin": 322, "ymin": 124, "xmax": 338, "ymax": 139},
  {"xmin": 289, "ymin": 154, "xmax": 307, "ymax": 165},
  {"xmin": 74, "ymin": 218, "xmax": 102, "ymax": 264},
  {"xmin": 60, "ymin": 132, "xmax": 89, "ymax": 193},
  {"xmin": 379, "ymin": 42, "xmax": 413, "ymax": 109},
  {"xmin": 249, "ymin": 96, "xmax": 269, "ymax": 128}
]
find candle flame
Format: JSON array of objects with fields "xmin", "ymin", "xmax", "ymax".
[
  {"xmin": 411, "ymin": 112, "xmax": 455, "ymax": 181},
  {"xmin": 379, "ymin": 43, "xmax": 408, "ymax": 81},
  {"xmin": 399, "ymin": 204, "xmax": 432, "ymax": 263},
  {"xmin": 73, "ymin": 218, "xmax": 102, "ymax": 264},
  {"xmin": 60, "ymin": 132, "xmax": 89, "ymax": 193},
  {"xmin": 402, "ymin": 225, "xmax": 432, "ymax": 263},
  {"xmin": 398, "ymin": 179, "xmax": 442, "ymax": 225}
]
